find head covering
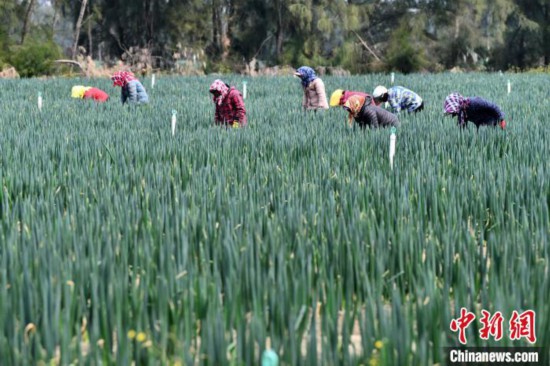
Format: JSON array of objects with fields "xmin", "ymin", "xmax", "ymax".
[
  {"xmin": 209, "ymin": 79, "xmax": 230, "ymax": 106},
  {"xmin": 71, "ymin": 85, "xmax": 91, "ymax": 99},
  {"xmin": 111, "ymin": 71, "xmax": 137, "ymax": 87},
  {"xmin": 373, "ymin": 86, "xmax": 388, "ymax": 99},
  {"xmin": 330, "ymin": 89, "xmax": 344, "ymax": 107},
  {"xmin": 443, "ymin": 93, "xmax": 467, "ymax": 115},
  {"xmin": 294, "ymin": 66, "xmax": 317, "ymax": 88},
  {"xmin": 343, "ymin": 95, "xmax": 367, "ymax": 125}
]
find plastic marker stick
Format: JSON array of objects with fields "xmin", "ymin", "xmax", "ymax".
[
  {"xmin": 38, "ymin": 92, "xmax": 43, "ymax": 111},
  {"xmin": 389, "ymin": 127, "xmax": 396, "ymax": 170},
  {"xmin": 152, "ymin": 74, "xmax": 156, "ymax": 89},
  {"xmin": 391, "ymin": 72, "xmax": 395, "ymax": 85},
  {"xmin": 243, "ymin": 81, "xmax": 247, "ymax": 99},
  {"xmin": 171, "ymin": 110, "xmax": 177, "ymax": 136},
  {"xmin": 261, "ymin": 338, "xmax": 278, "ymax": 366},
  {"xmin": 507, "ymin": 80, "xmax": 511, "ymax": 94}
]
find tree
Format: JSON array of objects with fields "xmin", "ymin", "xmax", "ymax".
[
  {"xmin": 20, "ymin": 0, "xmax": 36, "ymax": 45},
  {"xmin": 71, "ymin": 0, "xmax": 88, "ymax": 59}
]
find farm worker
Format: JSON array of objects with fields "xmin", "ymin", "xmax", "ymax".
[
  {"xmin": 209, "ymin": 79, "xmax": 247, "ymax": 128},
  {"xmin": 343, "ymin": 95, "xmax": 399, "ymax": 129},
  {"xmin": 294, "ymin": 66, "xmax": 329, "ymax": 111},
  {"xmin": 329, "ymin": 89, "xmax": 381, "ymax": 107},
  {"xmin": 111, "ymin": 71, "xmax": 149, "ymax": 105},
  {"xmin": 71, "ymin": 85, "xmax": 109, "ymax": 102},
  {"xmin": 444, "ymin": 93, "xmax": 506, "ymax": 129},
  {"xmin": 372, "ymin": 85, "xmax": 424, "ymax": 113}
]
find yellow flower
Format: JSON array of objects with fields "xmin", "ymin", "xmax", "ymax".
[
  {"xmin": 136, "ymin": 332, "xmax": 147, "ymax": 342},
  {"xmin": 374, "ymin": 340, "xmax": 383, "ymax": 350},
  {"xmin": 127, "ymin": 330, "xmax": 136, "ymax": 340}
]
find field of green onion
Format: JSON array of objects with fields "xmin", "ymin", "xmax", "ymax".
[{"xmin": 0, "ymin": 72, "xmax": 548, "ymax": 365}]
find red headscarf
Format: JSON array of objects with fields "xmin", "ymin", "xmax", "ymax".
[
  {"xmin": 209, "ymin": 79, "xmax": 230, "ymax": 106},
  {"xmin": 111, "ymin": 71, "xmax": 137, "ymax": 87}
]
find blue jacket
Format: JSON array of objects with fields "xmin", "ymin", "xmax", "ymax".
[
  {"xmin": 463, "ymin": 97, "xmax": 504, "ymax": 127},
  {"xmin": 121, "ymin": 80, "xmax": 149, "ymax": 104}
]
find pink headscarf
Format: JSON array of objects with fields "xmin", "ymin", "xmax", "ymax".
[
  {"xmin": 111, "ymin": 71, "xmax": 137, "ymax": 87},
  {"xmin": 209, "ymin": 79, "xmax": 230, "ymax": 106}
]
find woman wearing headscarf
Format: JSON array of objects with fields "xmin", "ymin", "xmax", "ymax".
[
  {"xmin": 294, "ymin": 66, "xmax": 329, "ymax": 111},
  {"xmin": 111, "ymin": 71, "xmax": 149, "ymax": 104},
  {"xmin": 343, "ymin": 95, "xmax": 399, "ymax": 129},
  {"xmin": 443, "ymin": 93, "xmax": 506, "ymax": 129},
  {"xmin": 209, "ymin": 79, "xmax": 247, "ymax": 128},
  {"xmin": 329, "ymin": 89, "xmax": 380, "ymax": 108},
  {"xmin": 71, "ymin": 85, "xmax": 109, "ymax": 102}
]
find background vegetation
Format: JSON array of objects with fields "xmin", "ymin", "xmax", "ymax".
[{"xmin": 0, "ymin": 0, "xmax": 549, "ymax": 76}]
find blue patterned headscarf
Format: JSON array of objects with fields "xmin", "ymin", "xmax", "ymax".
[{"xmin": 296, "ymin": 66, "xmax": 317, "ymax": 88}]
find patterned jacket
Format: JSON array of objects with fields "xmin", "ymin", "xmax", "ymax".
[
  {"xmin": 215, "ymin": 87, "xmax": 247, "ymax": 126},
  {"xmin": 387, "ymin": 86, "xmax": 423, "ymax": 113}
]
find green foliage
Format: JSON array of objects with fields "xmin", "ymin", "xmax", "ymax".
[
  {"xmin": 386, "ymin": 21, "xmax": 428, "ymax": 73},
  {"xmin": 0, "ymin": 73, "xmax": 549, "ymax": 365},
  {"xmin": 9, "ymin": 37, "xmax": 61, "ymax": 77}
]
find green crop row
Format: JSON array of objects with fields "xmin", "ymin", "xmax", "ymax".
[{"xmin": 0, "ymin": 73, "xmax": 548, "ymax": 365}]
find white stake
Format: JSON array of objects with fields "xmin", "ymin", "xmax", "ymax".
[
  {"xmin": 242, "ymin": 81, "xmax": 247, "ymax": 99},
  {"xmin": 171, "ymin": 110, "xmax": 177, "ymax": 136},
  {"xmin": 38, "ymin": 92, "xmax": 43, "ymax": 112},
  {"xmin": 389, "ymin": 127, "xmax": 396, "ymax": 170},
  {"xmin": 261, "ymin": 337, "xmax": 279, "ymax": 366},
  {"xmin": 507, "ymin": 79, "xmax": 511, "ymax": 94},
  {"xmin": 391, "ymin": 72, "xmax": 395, "ymax": 85},
  {"xmin": 152, "ymin": 74, "xmax": 156, "ymax": 89}
]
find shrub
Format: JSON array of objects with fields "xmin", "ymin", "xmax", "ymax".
[{"xmin": 9, "ymin": 37, "xmax": 61, "ymax": 77}]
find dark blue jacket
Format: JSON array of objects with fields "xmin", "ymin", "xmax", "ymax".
[
  {"xmin": 121, "ymin": 80, "xmax": 149, "ymax": 104},
  {"xmin": 461, "ymin": 97, "xmax": 504, "ymax": 128}
]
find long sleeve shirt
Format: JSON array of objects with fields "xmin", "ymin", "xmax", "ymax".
[
  {"xmin": 387, "ymin": 86, "xmax": 423, "ymax": 113},
  {"xmin": 355, "ymin": 103, "xmax": 400, "ymax": 128},
  {"xmin": 214, "ymin": 87, "xmax": 247, "ymax": 126},
  {"xmin": 302, "ymin": 78, "xmax": 329, "ymax": 110},
  {"xmin": 121, "ymin": 80, "xmax": 149, "ymax": 104},
  {"xmin": 461, "ymin": 97, "xmax": 505, "ymax": 128}
]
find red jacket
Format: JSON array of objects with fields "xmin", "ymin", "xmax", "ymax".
[
  {"xmin": 341, "ymin": 91, "xmax": 380, "ymax": 106},
  {"xmin": 215, "ymin": 87, "xmax": 247, "ymax": 126},
  {"xmin": 83, "ymin": 87, "xmax": 109, "ymax": 102}
]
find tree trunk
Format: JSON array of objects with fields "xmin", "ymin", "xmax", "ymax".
[
  {"xmin": 20, "ymin": 0, "xmax": 36, "ymax": 45},
  {"xmin": 212, "ymin": 0, "xmax": 220, "ymax": 55},
  {"xmin": 51, "ymin": 0, "xmax": 59, "ymax": 33},
  {"xmin": 275, "ymin": 0, "xmax": 284, "ymax": 59},
  {"xmin": 87, "ymin": 3, "xmax": 93, "ymax": 58},
  {"xmin": 72, "ymin": 0, "xmax": 89, "ymax": 60},
  {"xmin": 454, "ymin": 17, "xmax": 460, "ymax": 39},
  {"xmin": 544, "ymin": 4, "xmax": 549, "ymax": 65}
]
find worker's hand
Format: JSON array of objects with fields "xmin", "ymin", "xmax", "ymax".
[
  {"xmin": 499, "ymin": 120, "xmax": 506, "ymax": 129},
  {"xmin": 232, "ymin": 121, "xmax": 240, "ymax": 128}
]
